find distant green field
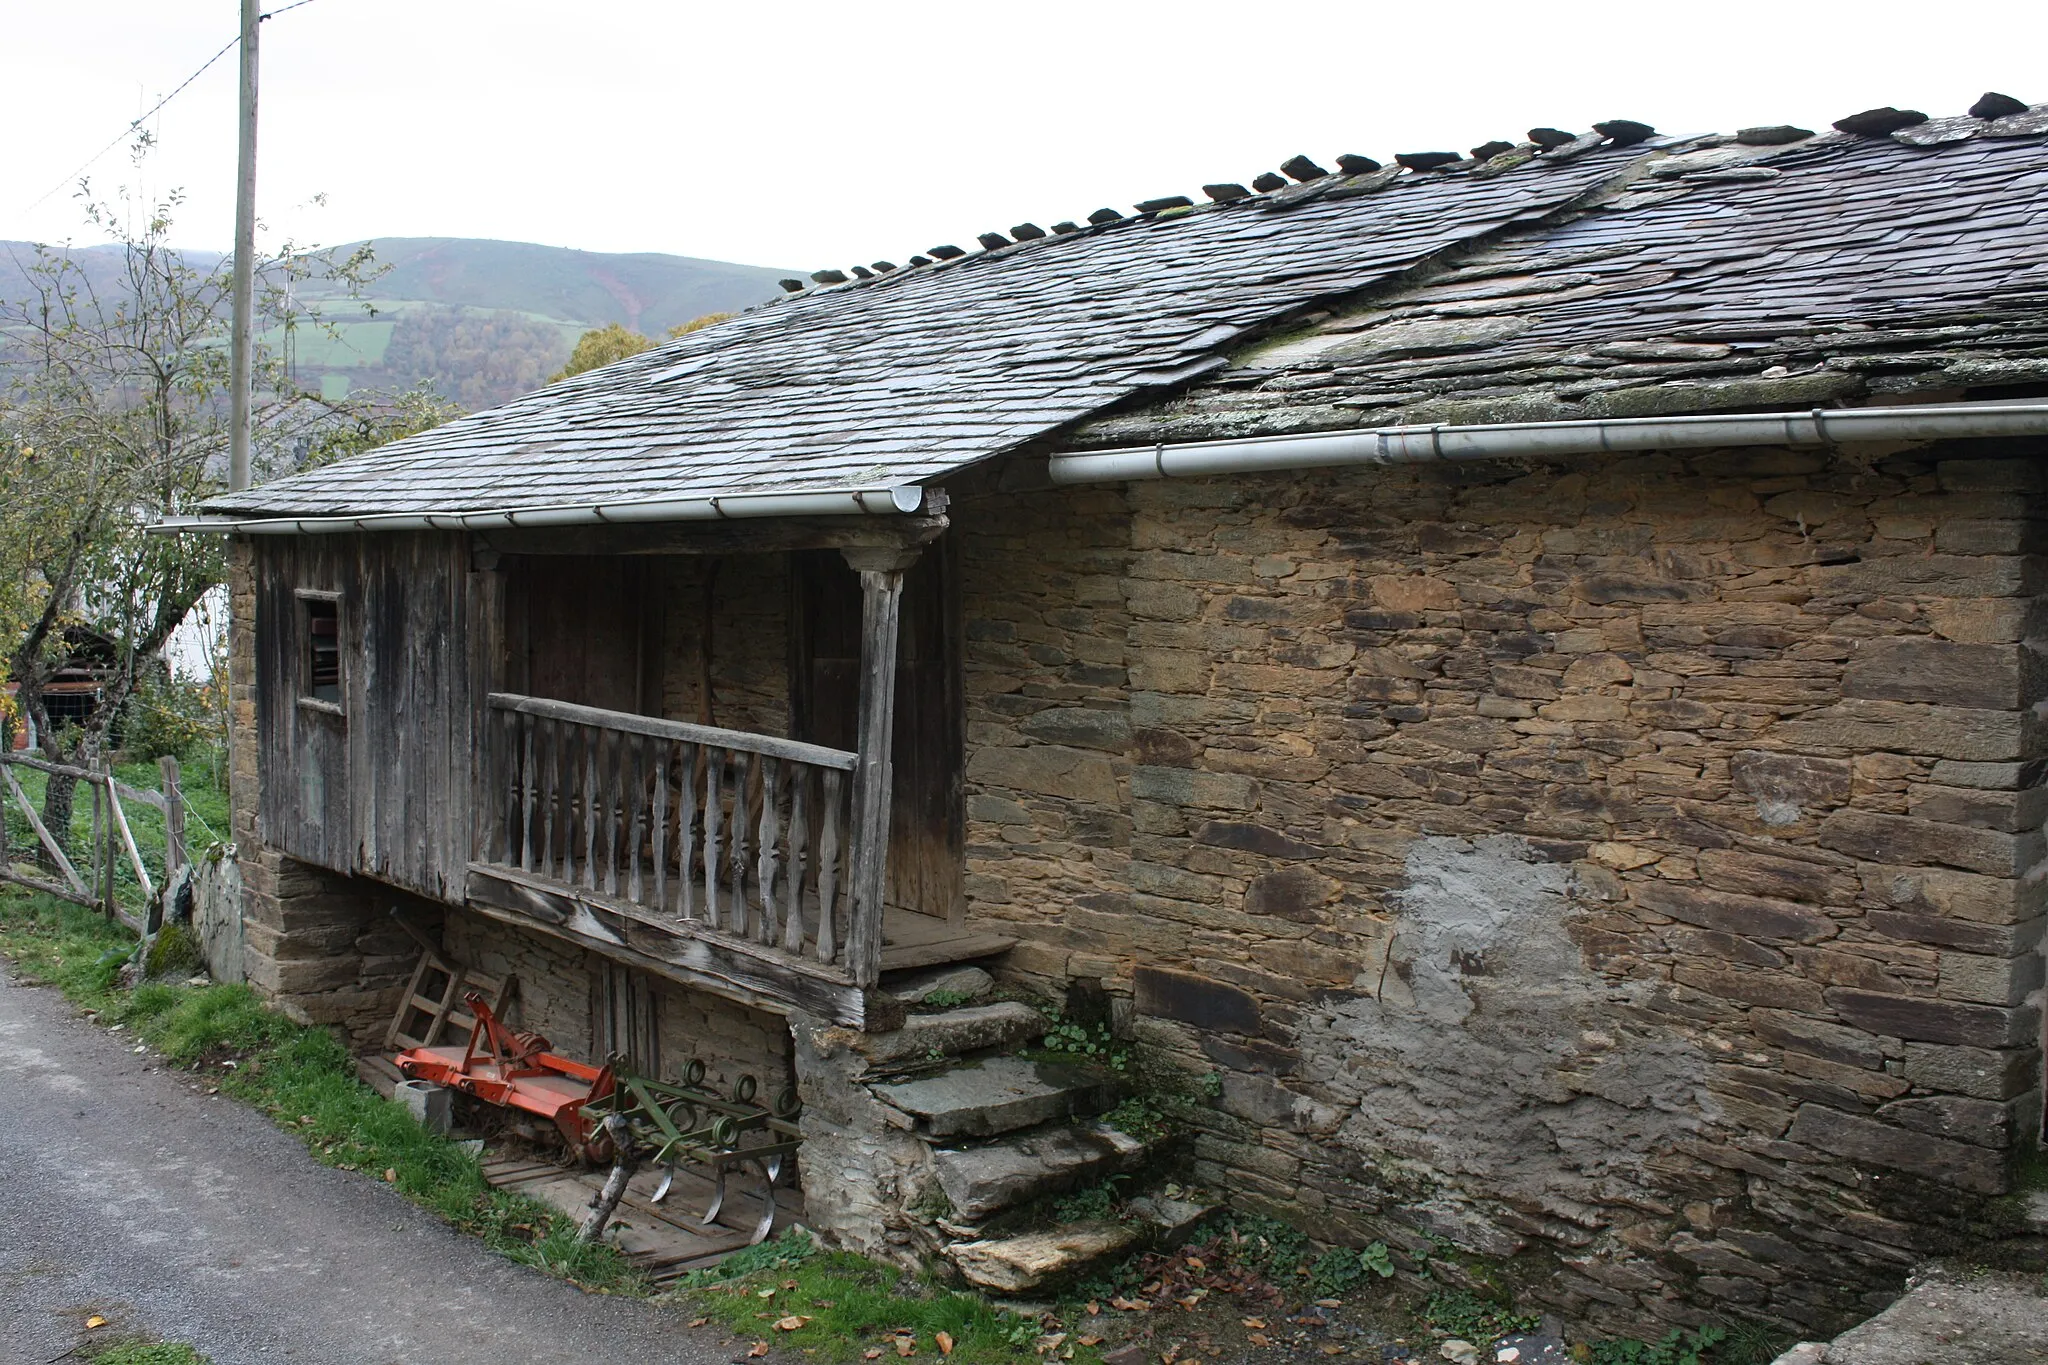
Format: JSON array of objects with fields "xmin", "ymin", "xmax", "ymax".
[{"xmin": 261, "ymin": 318, "xmax": 396, "ymax": 369}]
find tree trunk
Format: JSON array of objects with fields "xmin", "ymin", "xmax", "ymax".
[
  {"xmin": 34, "ymin": 725, "xmax": 82, "ymax": 871},
  {"xmin": 576, "ymin": 1114, "xmax": 640, "ymax": 1245}
]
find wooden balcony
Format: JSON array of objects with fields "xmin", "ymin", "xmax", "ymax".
[{"xmin": 467, "ymin": 693, "xmax": 1009, "ymax": 1029}]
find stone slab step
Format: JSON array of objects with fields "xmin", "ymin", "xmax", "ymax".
[
  {"xmin": 949, "ymin": 1221, "xmax": 1140, "ymax": 1293},
  {"xmin": 855, "ymin": 1002, "xmax": 1046, "ymax": 1068},
  {"xmin": 872, "ymin": 1054, "xmax": 1119, "ymax": 1138},
  {"xmin": 945, "ymin": 1196, "xmax": 1214, "ymax": 1294},
  {"xmin": 934, "ymin": 1123, "xmax": 1148, "ymax": 1221}
]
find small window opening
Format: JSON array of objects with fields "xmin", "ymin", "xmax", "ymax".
[{"xmin": 301, "ymin": 595, "xmax": 342, "ymax": 706}]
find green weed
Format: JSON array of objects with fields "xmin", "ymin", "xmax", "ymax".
[
  {"xmin": 1308, "ymin": 1241, "xmax": 1396, "ymax": 1295},
  {"xmin": 1588, "ymin": 1325, "xmax": 1728, "ymax": 1365},
  {"xmin": 86, "ymin": 1339, "xmax": 210, "ymax": 1365},
  {"xmin": 1038, "ymin": 1011, "xmax": 1130, "ymax": 1072},
  {"xmin": 1424, "ymin": 1289, "xmax": 1542, "ymax": 1341},
  {"xmin": 0, "ymin": 890, "xmax": 644, "ymax": 1296},
  {"xmin": 679, "ymin": 1230, "xmax": 1085, "ymax": 1364}
]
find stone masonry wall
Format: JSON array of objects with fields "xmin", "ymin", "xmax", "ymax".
[{"xmin": 954, "ymin": 444, "xmax": 2048, "ymax": 1336}]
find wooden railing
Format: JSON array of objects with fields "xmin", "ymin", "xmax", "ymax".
[{"xmin": 482, "ymin": 694, "xmax": 871, "ymax": 982}]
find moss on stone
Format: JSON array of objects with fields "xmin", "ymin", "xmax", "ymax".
[{"xmin": 143, "ymin": 922, "xmax": 202, "ymax": 979}]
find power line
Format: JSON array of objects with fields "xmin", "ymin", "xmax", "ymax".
[{"xmin": 16, "ymin": 0, "xmax": 326, "ymax": 219}]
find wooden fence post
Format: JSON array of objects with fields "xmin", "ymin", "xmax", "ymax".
[
  {"xmin": 101, "ymin": 759, "xmax": 118, "ymax": 919},
  {"xmin": 159, "ymin": 755, "xmax": 186, "ymax": 880}
]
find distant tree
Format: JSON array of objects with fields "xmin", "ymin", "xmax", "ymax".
[
  {"xmin": 0, "ymin": 170, "xmax": 408, "ymax": 859},
  {"xmin": 669, "ymin": 312, "xmax": 736, "ymax": 338},
  {"xmin": 382, "ymin": 307, "xmax": 569, "ymax": 411},
  {"xmin": 301, "ymin": 384, "xmax": 461, "ymax": 468},
  {"xmin": 550, "ymin": 322, "xmax": 654, "ymax": 383}
]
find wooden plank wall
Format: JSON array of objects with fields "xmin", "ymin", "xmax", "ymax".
[
  {"xmin": 789, "ymin": 546, "xmax": 964, "ymax": 922},
  {"xmin": 255, "ymin": 533, "xmax": 479, "ymax": 901},
  {"xmin": 256, "ymin": 536, "xmax": 356, "ymax": 870}
]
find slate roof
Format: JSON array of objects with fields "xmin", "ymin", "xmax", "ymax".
[
  {"xmin": 1079, "ymin": 110, "xmax": 2048, "ymax": 447},
  {"xmin": 202, "ymin": 141, "xmax": 1649, "ymax": 518},
  {"xmin": 209, "ymin": 103, "xmax": 2048, "ymax": 520}
]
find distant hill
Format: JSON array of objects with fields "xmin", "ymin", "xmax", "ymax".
[{"xmin": 0, "ymin": 236, "xmax": 794, "ymax": 411}]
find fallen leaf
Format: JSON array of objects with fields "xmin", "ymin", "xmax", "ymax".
[
  {"xmin": 776, "ymin": 1316, "xmax": 811, "ymax": 1331},
  {"xmin": 1086, "ymin": 1302, "xmax": 1101, "ymax": 1316},
  {"xmin": 1078, "ymin": 1337, "xmax": 1103, "ymax": 1348},
  {"xmin": 1322, "ymin": 1346, "xmax": 1346, "ymax": 1357},
  {"xmin": 690, "ymin": 1318, "xmax": 709, "ymax": 1328},
  {"xmin": 1110, "ymin": 1296, "xmax": 1150, "ymax": 1312},
  {"xmin": 1242, "ymin": 1319, "xmax": 1267, "ymax": 1330},
  {"xmin": 935, "ymin": 1332, "xmax": 954, "ymax": 1356},
  {"xmin": 895, "ymin": 1336, "xmax": 916, "ymax": 1358},
  {"xmin": 783, "ymin": 1279, "xmax": 800, "ymax": 1290},
  {"xmin": 1247, "ymin": 1334, "xmax": 1271, "ymax": 1349},
  {"xmin": 1185, "ymin": 1257, "xmax": 1205, "ymax": 1270},
  {"xmin": 383, "ymin": 1168, "xmax": 397, "ymax": 1183},
  {"xmin": 85, "ymin": 1316, "xmax": 106, "ymax": 1330},
  {"xmin": 748, "ymin": 1343, "xmax": 772, "ymax": 1359},
  {"xmin": 759, "ymin": 1289, "xmax": 778, "ymax": 1299},
  {"xmin": 864, "ymin": 1351, "xmax": 883, "ymax": 1360},
  {"xmin": 1315, "ymin": 1298, "xmax": 1342, "ymax": 1309},
  {"xmin": 1162, "ymin": 1346, "xmax": 1180, "ymax": 1365},
  {"xmin": 1177, "ymin": 1296, "xmax": 1202, "ymax": 1311}
]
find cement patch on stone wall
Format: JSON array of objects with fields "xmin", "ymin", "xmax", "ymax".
[{"xmin": 1301, "ymin": 834, "xmax": 1709, "ymax": 1247}]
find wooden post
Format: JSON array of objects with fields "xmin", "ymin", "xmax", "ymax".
[
  {"xmin": 841, "ymin": 546, "xmax": 919, "ymax": 990},
  {"xmin": 100, "ymin": 761, "xmax": 117, "ymax": 919},
  {"xmin": 159, "ymin": 755, "xmax": 186, "ymax": 880},
  {"xmin": 90, "ymin": 777, "xmax": 105, "ymax": 917}
]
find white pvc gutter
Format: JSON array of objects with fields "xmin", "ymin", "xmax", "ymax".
[
  {"xmin": 1048, "ymin": 402, "xmax": 2048, "ymax": 485},
  {"xmin": 153, "ymin": 484, "xmax": 929, "ymax": 535}
]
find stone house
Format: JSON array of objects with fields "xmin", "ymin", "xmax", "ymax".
[{"xmin": 183, "ymin": 97, "xmax": 2048, "ymax": 1337}]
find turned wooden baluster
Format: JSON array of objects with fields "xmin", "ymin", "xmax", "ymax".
[
  {"xmin": 626, "ymin": 733, "xmax": 647, "ymax": 906},
  {"xmin": 651, "ymin": 739, "xmax": 669, "ymax": 915},
  {"xmin": 517, "ymin": 711, "xmax": 535, "ymax": 871},
  {"xmin": 782, "ymin": 767, "xmax": 809, "ymax": 956},
  {"xmin": 583, "ymin": 723, "xmax": 601, "ymax": 891},
  {"xmin": 815, "ymin": 770, "xmax": 842, "ymax": 966},
  {"xmin": 727, "ymin": 751, "xmax": 753, "ymax": 939},
  {"xmin": 701, "ymin": 747, "xmax": 723, "ymax": 929},
  {"xmin": 678, "ymin": 744, "xmax": 700, "ymax": 922},
  {"xmin": 543, "ymin": 719, "xmax": 562, "ymax": 881},
  {"xmin": 756, "ymin": 758, "xmax": 782, "ymax": 945}
]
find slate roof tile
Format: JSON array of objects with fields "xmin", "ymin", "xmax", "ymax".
[{"xmin": 213, "ymin": 111, "xmax": 2048, "ymax": 517}]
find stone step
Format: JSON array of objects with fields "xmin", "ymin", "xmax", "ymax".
[
  {"xmin": 856, "ymin": 1002, "xmax": 1046, "ymax": 1068},
  {"xmin": 933, "ymin": 1122, "xmax": 1149, "ymax": 1222},
  {"xmin": 872, "ymin": 1054, "xmax": 1120, "ymax": 1139},
  {"xmin": 946, "ymin": 1195, "xmax": 1214, "ymax": 1294}
]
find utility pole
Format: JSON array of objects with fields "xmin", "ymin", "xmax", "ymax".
[{"xmin": 228, "ymin": 0, "xmax": 260, "ymax": 492}]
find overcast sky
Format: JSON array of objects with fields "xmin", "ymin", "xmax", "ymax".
[{"xmin": 9, "ymin": 1, "xmax": 2048, "ymax": 275}]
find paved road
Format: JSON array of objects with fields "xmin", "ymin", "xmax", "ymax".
[{"xmin": 0, "ymin": 968, "xmax": 738, "ymax": 1365}]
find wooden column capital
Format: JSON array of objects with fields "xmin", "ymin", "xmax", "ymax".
[{"xmin": 840, "ymin": 545, "xmax": 924, "ymax": 575}]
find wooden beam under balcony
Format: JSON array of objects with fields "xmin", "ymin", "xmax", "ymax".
[{"xmin": 465, "ymin": 861, "xmax": 905, "ymax": 1031}]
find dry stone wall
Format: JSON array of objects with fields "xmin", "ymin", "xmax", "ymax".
[{"xmin": 954, "ymin": 443, "xmax": 2048, "ymax": 1335}]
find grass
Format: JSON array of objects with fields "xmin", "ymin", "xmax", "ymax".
[
  {"xmin": 678, "ymin": 1230, "xmax": 1090, "ymax": 1365},
  {"xmin": 86, "ymin": 1339, "xmax": 210, "ymax": 1365},
  {"xmin": 1, "ymin": 746, "xmax": 233, "ymax": 909},
  {"xmin": 0, "ymin": 889, "xmax": 646, "ymax": 1296}
]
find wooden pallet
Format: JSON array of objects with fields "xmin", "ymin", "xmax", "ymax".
[{"xmin": 481, "ymin": 1148, "xmax": 806, "ymax": 1282}]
